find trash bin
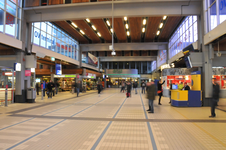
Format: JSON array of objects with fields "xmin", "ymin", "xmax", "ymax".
[{"xmin": 27, "ymin": 88, "xmax": 36, "ymax": 103}]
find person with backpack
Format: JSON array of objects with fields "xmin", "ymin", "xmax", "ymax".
[
  {"xmin": 47, "ymin": 80, "xmax": 54, "ymax": 99},
  {"xmin": 97, "ymin": 81, "xmax": 103, "ymax": 97},
  {"xmin": 157, "ymin": 80, "xmax": 165, "ymax": 105},
  {"xmin": 126, "ymin": 82, "xmax": 132, "ymax": 98},
  {"xmin": 120, "ymin": 81, "xmax": 125, "ymax": 93},
  {"xmin": 141, "ymin": 80, "xmax": 146, "ymax": 94},
  {"xmin": 133, "ymin": 81, "xmax": 138, "ymax": 94},
  {"xmin": 146, "ymin": 80, "xmax": 156, "ymax": 113}
]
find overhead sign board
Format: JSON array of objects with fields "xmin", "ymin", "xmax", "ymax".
[{"xmin": 55, "ymin": 64, "xmax": 62, "ymax": 75}]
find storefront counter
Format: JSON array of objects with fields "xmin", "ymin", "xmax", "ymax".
[
  {"xmin": 171, "ymin": 90, "xmax": 202, "ymax": 107},
  {"xmin": 171, "ymin": 90, "xmax": 188, "ymax": 107}
]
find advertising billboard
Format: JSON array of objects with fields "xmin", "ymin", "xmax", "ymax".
[
  {"xmin": 88, "ymin": 52, "xmax": 98, "ymax": 67},
  {"xmin": 157, "ymin": 50, "xmax": 167, "ymax": 67},
  {"xmin": 55, "ymin": 64, "xmax": 62, "ymax": 75}
]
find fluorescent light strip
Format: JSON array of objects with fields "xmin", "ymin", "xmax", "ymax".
[
  {"xmin": 124, "ymin": 17, "xmax": 127, "ymax": 21},
  {"xmin": 86, "ymin": 19, "xmax": 90, "ymax": 22},
  {"xmin": 156, "ymin": 30, "xmax": 160, "ymax": 35},
  {"xmin": 142, "ymin": 28, "xmax": 145, "ymax": 33},
  {"xmin": 97, "ymin": 32, "xmax": 101, "ymax": 37},
  {"xmin": 80, "ymin": 30, "xmax": 85, "ymax": 35},
  {"xmin": 106, "ymin": 20, "xmax": 111, "ymax": 26},
  {"xmin": 71, "ymin": 22, "xmax": 77, "ymax": 28},
  {"xmin": 127, "ymin": 31, "xmax": 130, "ymax": 36},
  {"xmin": 110, "ymin": 28, "xmax": 113, "ymax": 33},
  {"xmin": 143, "ymin": 19, "xmax": 146, "ymax": 25},
  {"xmin": 163, "ymin": 16, "xmax": 167, "ymax": 20},
  {"xmin": 92, "ymin": 25, "xmax": 96, "ymax": 30}
]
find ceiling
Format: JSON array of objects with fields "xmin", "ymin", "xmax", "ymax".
[{"xmin": 54, "ymin": 16, "xmax": 184, "ymax": 44}]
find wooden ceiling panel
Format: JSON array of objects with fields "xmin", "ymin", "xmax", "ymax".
[
  {"xmin": 159, "ymin": 16, "xmax": 184, "ymax": 41},
  {"xmin": 54, "ymin": 21, "xmax": 88, "ymax": 44},
  {"xmin": 145, "ymin": 17, "xmax": 162, "ymax": 42},
  {"xmin": 90, "ymin": 19, "xmax": 112, "ymax": 43},
  {"xmin": 110, "ymin": 18, "xmax": 127, "ymax": 43},
  {"xmin": 72, "ymin": 20, "xmax": 101, "ymax": 43},
  {"xmin": 129, "ymin": 17, "xmax": 142, "ymax": 42}
]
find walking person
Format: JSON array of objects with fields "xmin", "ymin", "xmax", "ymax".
[
  {"xmin": 120, "ymin": 81, "xmax": 125, "ymax": 93},
  {"xmin": 210, "ymin": 79, "xmax": 220, "ymax": 118},
  {"xmin": 141, "ymin": 80, "xmax": 146, "ymax": 94},
  {"xmin": 126, "ymin": 82, "xmax": 132, "ymax": 98},
  {"xmin": 42, "ymin": 80, "xmax": 46, "ymax": 97},
  {"xmin": 146, "ymin": 81, "xmax": 156, "ymax": 113},
  {"xmin": 169, "ymin": 82, "xmax": 172, "ymax": 103},
  {"xmin": 55, "ymin": 81, "xmax": 60, "ymax": 95},
  {"xmin": 133, "ymin": 81, "xmax": 138, "ymax": 94},
  {"xmin": 76, "ymin": 81, "xmax": 81, "ymax": 97},
  {"xmin": 36, "ymin": 82, "xmax": 40, "ymax": 95},
  {"xmin": 157, "ymin": 80, "xmax": 165, "ymax": 105},
  {"xmin": 47, "ymin": 80, "xmax": 54, "ymax": 99},
  {"xmin": 97, "ymin": 81, "xmax": 103, "ymax": 97}
]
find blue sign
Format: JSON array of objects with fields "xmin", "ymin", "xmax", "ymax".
[
  {"xmin": 191, "ymin": 71, "xmax": 201, "ymax": 75},
  {"xmin": 55, "ymin": 64, "xmax": 62, "ymax": 75}
]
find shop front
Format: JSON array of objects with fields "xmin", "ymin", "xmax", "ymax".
[
  {"xmin": 80, "ymin": 73, "xmax": 97, "ymax": 91},
  {"xmin": 106, "ymin": 69, "xmax": 140, "ymax": 88},
  {"xmin": 212, "ymin": 67, "xmax": 226, "ymax": 98},
  {"xmin": 53, "ymin": 74, "xmax": 77, "ymax": 91}
]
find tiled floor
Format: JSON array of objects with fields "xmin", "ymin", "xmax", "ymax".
[{"xmin": 0, "ymin": 89, "xmax": 226, "ymax": 150}]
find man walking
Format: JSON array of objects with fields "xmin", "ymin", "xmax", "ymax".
[
  {"xmin": 97, "ymin": 81, "xmax": 103, "ymax": 97},
  {"xmin": 146, "ymin": 81, "xmax": 156, "ymax": 113},
  {"xmin": 36, "ymin": 82, "xmax": 40, "ymax": 95},
  {"xmin": 210, "ymin": 79, "xmax": 220, "ymax": 118},
  {"xmin": 141, "ymin": 80, "xmax": 146, "ymax": 94},
  {"xmin": 133, "ymin": 81, "xmax": 138, "ymax": 94},
  {"xmin": 76, "ymin": 81, "xmax": 81, "ymax": 97},
  {"xmin": 47, "ymin": 80, "xmax": 54, "ymax": 99},
  {"xmin": 126, "ymin": 82, "xmax": 132, "ymax": 98}
]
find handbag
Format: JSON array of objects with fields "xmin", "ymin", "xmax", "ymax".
[{"xmin": 157, "ymin": 90, "xmax": 162, "ymax": 94}]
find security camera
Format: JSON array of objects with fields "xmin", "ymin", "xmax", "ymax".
[{"xmin": 217, "ymin": 52, "xmax": 221, "ymax": 57}]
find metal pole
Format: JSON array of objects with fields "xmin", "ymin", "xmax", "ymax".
[
  {"xmin": 41, "ymin": 89, "xmax": 43, "ymax": 100},
  {"xmin": 5, "ymin": 88, "xmax": 8, "ymax": 107},
  {"xmin": 12, "ymin": 70, "xmax": 14, "ymax": 103},
  {"xmin": 112, "ymin": 0, "xmax": 114, "ymax": 51}
]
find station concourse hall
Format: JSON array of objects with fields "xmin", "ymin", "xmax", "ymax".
[
  {"xmin": 0, "ymin": 89, "xmax": 226, "ymax": 150},
  {"xmin": 1, "ymin": 0, "xmax": 226, "ymax": 149}
]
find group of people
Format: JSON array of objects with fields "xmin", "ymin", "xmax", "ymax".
[
  {"xmin": 120, "ymin": 81, "xmax": 138, "ymax": 97},
  {"xmin": 36, "ymin": 80, "xmax": 60, "ymax": 99}
]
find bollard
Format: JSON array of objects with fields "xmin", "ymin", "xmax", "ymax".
[
  {"xmin": 5, "ymin": 88, "xmax": 8, "ymax": 107},
  {"xmin": 41, "ymin": 89, "xmax": 43, "ymax": 100}
]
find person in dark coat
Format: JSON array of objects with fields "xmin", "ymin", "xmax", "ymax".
[
  {"xmin": 210, "ymin": 79, "xmax": 220, "ymax": 118},
  {"xmin": 120, "ymin": 81, "xmax": 125, "ymax": 93},
  {"xmin": 157, "ymin": 80, "xmax": 165, "ymax": 105},
  {"xmin": 36, "ymin": 82, "xmax": 40, "ymax": 95},
  {"xmin": 169, "ymin": 82, "xmax": 172, "ymax": 103},
  {"xmin": 146, "ymin": 81, "xmax": 156, "ymax": 113},
  {"xmin": 47, "ymin": 80, "xmax": 54, "ymax": 98},
  {"xmin": 126, "ymin": 82, "xmax": 132, "ymax": 98},
  {"xmin": 55, "ymin": 81, "xmax": 60, "ymax": 95},
  {"xmin": 97, "ymin": 81, "xmax": 103, "ymax": 97},
  {"xmin": 141, "ymin": 80, "xmax": 146, "ymax": 94},
  {"xmin": 75, "ymin": 81, "xmax": 81, "ymax": 97},
  {"xmin": 133, "ymin": 81, "xmax": 138, "ymax": 94},
  {"xmin": 183, "ymin": 82, "xmax": 190, "ymax": 91}
]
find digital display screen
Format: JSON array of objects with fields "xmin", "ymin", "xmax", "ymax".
[{"xmin": 172, "ymin": 84, "xmax": 178, "ymax": 90}]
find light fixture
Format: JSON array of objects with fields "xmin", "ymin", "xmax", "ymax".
[
  {"xmin": 159, "ymin": 23, "xmax": 163, "ymax": 28},
  {"xmin": 127, "ymin": 31, "xmax": 130, "ymax": 36},
  {"xmin": 143, "ymin": 19, "xmax": 146, "ymax": 25},
  {"xmin": 110, "ymin": 28, "xmax": 113, "ymax": 33},
  {"xmin": 106, "ymin": 20, "xmax": 111, "ymax": 26},
  {"xmin": 97, "ymin": 32, "xmax": 101, "ymax": 37},
  {"xmin": 111, "ymin": 51, "xmax": 116, "ymax": 55},
  {"xmin": 92, "ymin": 25, "xmax": 96, "ymax": 30},
  {"xmin": 125, "ymin": 24, "xmax": 129, "ymax": 29},
  {"xmin": 80, "ymin": 30, "xmax": 85, "ymax": 35},
  {"xmin": 124, "ymin": 17, "xmax": 127, "ymax": 21},
  {"xmin": 142, "ymin": 28, "xmax": 145, "ymax": 33},
  {"xmin": 163, "ymin": 16, "xmax": 167, "ymax": 20},
  {"xmin": 156, "ymin": 30, "xmax": 160, "ymax": 35},
  {"xmin": 71, "ymin": 22, "xmax": 77, "ymax": 28},
  {"xmin": 86, "ymin": 19, "xmax": 90, "ymax": 22}
]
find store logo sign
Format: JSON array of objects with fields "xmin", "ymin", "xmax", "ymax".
[
  {"xmin": 113, "ymin": 69, "xmax": 122, "ymax": 74},
  {"xmin": 219, "ymin": 0, "xmax": 226, "ymax": 10},
  {"xmin": 34, "ymin": 31, "xmax": 55, "ymax": 44}
]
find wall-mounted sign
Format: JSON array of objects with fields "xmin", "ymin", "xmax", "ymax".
[
  {"xmin": 54, "ymin": 74, "xmax": 76, "ymax": 78},
  {"xmin": 88, "ymin": 53, "xmax": 98, "ymax": 67},
  {"xmin": 25, "ymin": 70, "xmax": 31, "ymax": 76},
  {"xmin": 157, "ymin": 50, "xmax": 167, "ymax": 67},
  {"xmin": 31, "ymin": 68, "xmax": 35, "ymax": 73},
  {"xmin": 3, "ymin": 72, "xmax": 16, "ymax": 76},
  {"xmin": 106, "ymin": 69, "xmax": 138, "ymax": 75},
  {"xmin": 161, "ymin": 64, "xmax": 170, "ymax": 71},
  {"xmin": 113, "ymin": 69, "xmax": 122, "ymax": 74},
  {"xmin": 14, "ymin": 63, "xmax": 21, "ymax": 71},
  {"xmin": 86, "ymin": 73, "xmax": 96, "ymax": 79},
  {"xmin": 55, "ymin": 64, "xmax": 62, "ymax": 75}
]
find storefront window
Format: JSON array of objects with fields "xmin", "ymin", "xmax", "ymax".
[
  {"xmin": 52, "ymin": 36, "xmax": 56, "ymax": 52},
  {"xmin": 56, "ymin": 39, "xmax": 61, "ymax": 53},
  {"xmin": 33, "ymin": 27, "xmax": 40, "ymax": 45},
  {"xmin": 0, "ymin": 0, "xmax": 4, "ymax": 9},
  {"xmin": 6, "ymin": 0, "xmax": 16, "ymax": 16},
  {"xmin": 46, "ymin": 33, "xmax": 52, "ymax": 50},
  {"xmin": 5, "ymin": 13, "xmax": 15, "ymax": 37},
  {"xmin": 40, "ymin": 31, "xmax": 46, "ymax": 48},
  {"xmin": 0, "ymin": 9, "xmax": 4, "ymax": 32},
  {"xmin": 210, "ymin": 3, "xmax": 217, "ymax": 30}
]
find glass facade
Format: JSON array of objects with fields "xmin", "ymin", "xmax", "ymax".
[
  {"xmin": 32, "ymin": 22, "xmax": 78, "ymax": 60},
  {"xmin": 0, "ymin": 0, "xmax": 22, "ymax": 39},
  {"xmin": 206, "ymin": 0, "xmax": 226, "ymax": 32},
  {"xmin": 168, "ymin": 16, "xmax": 198, "ymax": 59}
]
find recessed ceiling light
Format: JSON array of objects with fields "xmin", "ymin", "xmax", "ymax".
[
  {"xmin": 143, "ymin": 19, "xmax": 146, "ymax": 25},
  {"xmin": 124, "ymin": 17, "xmax": 127, "ymax": 21},
  {"xmin": 110, "ymin": 28, "xmax": 113, "ymax": 33},
  {"xmin": 71, "ymin": 23, "xmax": 77, "ymax": 28},
  {"xmin": 106, "ymin": 20, "xmax": 111, "ymax": 26},
  {"xmin": 142, "ymin": 28, "xmax": 145, "ymax": 33},
  {"xmin": 80, "ymin": 30, "xmax": 85, "ymax": 35},
  {"xmin": 92, "ymin": 25, "xmax": 96, "ymax": 30},
  {"xmin": 159, "ymin": 23, "xmax": 163, "ymax": 28},
  {"xmin": 86, "ymin": 19, "xmax": 90, "ymax": 22},
  {"xmin": 97, "ymin": 32, "xmax": 101, "ymax": 37},
  {"xmin": 163, "ymin": 16, "xmax": 167, "ymax": 20},
  {"xmin": 127, "ymin": 31, "xmax": 130, "ymax": 36},
  {"xmin": 125, "ymin": 24, "xmax": 129, "ymax": 29},
  {"xmin": 156, "ymin": 30, "xmax": 160, "ymax": 35}
]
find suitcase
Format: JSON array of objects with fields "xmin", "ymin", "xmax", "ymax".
[{"xmin": 126, "ymin": 92, "xmax": 130, "ymax": 97}]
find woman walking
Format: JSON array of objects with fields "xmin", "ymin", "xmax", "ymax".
[{"xmin": 157, "ymin": 80, "xmax": 165, "ymax": 105}]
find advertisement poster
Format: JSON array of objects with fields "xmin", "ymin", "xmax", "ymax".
[
  {"xmin": 25, "ymin": 70, "xmax": 31, "ymax": 76},
  {"xmin": 55, "ymin": 64, "xmax": 62, "ymax": 75},
  {"xmin": 88, "ymin": 53, "xmax": 98, "ymax": 67},
  {"xmin": 151, "ymin": 61, "xmax": 157, "ymax": 72},
  {"xmin": 157, "ymin": 50, "xmax": 167, "ymax": 67}
]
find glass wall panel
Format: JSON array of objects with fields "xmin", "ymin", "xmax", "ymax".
[
  {"xmin": 33, "ymin": 27, "xmax": 40, "ymax": 45},
  {"xmin": 0, "ymin": 0, "xmax": 5, "ymax": 9},
  {"xmin": 6, "ymin": 0, "xmax": 16, "ymax": 16},
  {"xmin": 46, "ymin": 33, "xmax": 51, "ymax": 50},
  {"xmin": 0, "ymin": 9, "xmax": 4, "ymax": 32},
  {"xmin": 210, "ymin": 3, "xmax": 217, "ymax": 30},
  {"xmin": 40, "ymin": 31, "xmax": 46, "ymax": 48},
  {"xmin": 68, "ymin": 45, "xmax": 71, "ymax": 58},
  {"xmin": 16, "ymin": 19, "xmax": 20, "ymax": 39},
  {"xmin": 47, "ymin": 24, "xmax": 52, "ymax": 34},
  {"xmin": 219, "ymin": 0, "xmax": 226, "ymax": 23},
  {"xmin": 52, "ymin": 36, "xmax": 56, "ymax": 52},
  {"xmin": 41, "ymin": 22, "xmax": 46, "ymax": 32},
  {"xmin": 34, "ymin": 22, "xmax": 40, "ymax": 28},
  {"xmin": 56, "ymin": 39, "xmax": 61, "ymax": 53},
  {"xmin": 65, "ymin": 44, "xmax": 68, "ymax": 56},
  {"xmin": 72, "ymin": 46, "xmax": 74, "ymax": 59},
  {"xmin": 61, "ymin": 41, "xmax": 65, "ymax": 55},
  {"xmin": 5, "ymin": 13, "xmax": 15, "ymax": 37}
]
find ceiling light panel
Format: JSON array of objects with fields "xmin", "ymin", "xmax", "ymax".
[
  {"xmin": 125, "ymin": 24, "xmax": 129, "ymax": 29},
  {"xmin": 71, "ymin": 22, "xmax": 77, "ymax": 28},
  {"xmin": 80, "ymin": 30, "xmax": 85, "ymax": 35},
  {"xmin": 110, "ymin": 28, "xmax": 113, "ymax": 33},
  {"xmin": 159, "ymin": 23, "xmax": 163, "ymax": 28},
  {"xmin": 124, "ymin": 17, "xmax": 127, "ymax": 21},
  {"xmin": 92, "ymin": 25, "xmax": 96, "ymax": 30},
  {"xmin": 163, "ymin": 16, "xmax": 167, "ymax": 20},
  {"xmin": 157, "ymin": 30, "xmax": 160, "ymax": 35},
  {"xmin": 143, "ymin": 19, "xmax": 146, "ymax": 25},
  {"xmin": 142, "ymin": 28, "xmax": 145, "ymax": 33},
  {"xmin": 127, "ymin": 31, "xmax": 130, "ymax": 36},
  {"xmin": 86, "ymin": 19, "xmax": 90, "ymax": 22},
  {"xmin": 106, "ymin": 20, "xmax": 111, "ymax": 26},
  {"xmin": 97, "ymin": 32, "xmax": 101, "ymax": 37}
]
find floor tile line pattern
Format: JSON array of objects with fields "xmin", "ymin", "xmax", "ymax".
[
  {"xmin": 90, "ymin": 97, "xmax": 127, "ymax": 150},
  {"xmin": 5, "ymin": 93, "xmax": 117, "ymax": 150},
  {"xmin": 139, "ymin": 90, "xmax": 158, "ymax": 150},
  {"xmin": 5, "ymin": 119, "xmax": 67, "ymax": 150},
  {"xmin": 0, "ymin": 93, "xmax": 104, "ymax": 132},
  {"xmin": 173, "ymin": 106, "xmax": 226, "ymax": 148},
  {"xmin": 7, "ymin": 91, "xmax": 97, "ymax": 114},
  {"xmin": 0, "ymin": 118, "xmax": 35, "ymax": 131}
]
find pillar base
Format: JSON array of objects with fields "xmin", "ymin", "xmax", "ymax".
[
  {"xmin": 202, "ymin": 97, "xmax": 212, "ymax": 106},
  {"xmin": 15, "ymin": 90, "xmax": 26, "ymax": 103}
]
